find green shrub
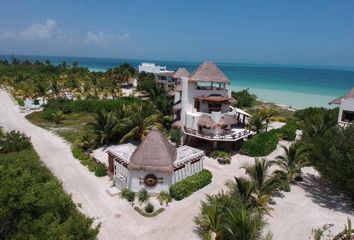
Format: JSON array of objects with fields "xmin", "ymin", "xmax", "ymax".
[
  {"xmin": 94, "ymin": 163, "xmax": 107, "ymax": 177},
  {"xmin": 40, "ymin": 109, "xmax": 57, "ymax": 121},
  {"xmin": 121, "ymin": 188, "xmax": 135, "ymax": 202},
  {"xmin": 240, "ymin": 130, "xmax": 279, "ymax": 157},
  {"xmin": 0, "ymin": 130, "xmax": 32, "ymax": 154},
  {"xmin": 170, "ymin": 128, "xmax": 182, "ymax": 146},
  {"xmin": 138, "ymin": 188, "xmax": 150, "ymax": 204},
  {"xmin": 0, "ymin": 143, "xmax": 98, "ymax": 239},
  {"xmin": 231, "ymin": 88, "xmax": 257, "ymax": 108},
  {"xmin": 157, "ymin": 191, "xmax": 172, "ymax": 206},
  {"xmin": 71, "ymin": 146, "xmax": 107, "ymax": 177},
  {"xmin": 276, "ymin": 119, "xmax": 298, "ymax": 141},
  {"xmin": 144, "ymin": 202, "xmax": 154, "ymax": 213},
  {"xmin": 170, "ymin": 169, "xmax": 212, "ymax": 201}
]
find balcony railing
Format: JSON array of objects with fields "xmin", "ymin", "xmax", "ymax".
[{"xmin": 184, "ymin": 127, "xmax": 252, "ymax": 141}]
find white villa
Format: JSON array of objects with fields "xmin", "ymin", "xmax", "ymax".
[
  {"xmin": 329, "ymin": 88, "xmax": 354, "ymax": 127},
  {"xmin": 138, "ymin": 62, "xmax": 170, "ymax": 74},
  {"xmin": 172, "ymin": 61, "xmax": 252, "ymax": 149},
  {"xmin": 106, "ymin": 128, "xmax": 205, "ymax": 193}
]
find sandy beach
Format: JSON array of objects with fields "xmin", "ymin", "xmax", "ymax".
[{"xmin": 0, "ymin": 89, "xmax": 353, "ymax": 239}]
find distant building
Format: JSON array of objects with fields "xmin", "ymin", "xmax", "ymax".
[
  {"xmin": 329, "ymin": 88, "xmax": 354, "ymax": 127},
  {"xmin": 138, "ymin": 62, "xmax": 169, "ymax": 74},
  {"xmin": 106, "ymin": 128, "xmax": 204, "ymax": 193},
  {"xmin": 172, "ymin": 61, "xmax": 252, "ymax": 150}
]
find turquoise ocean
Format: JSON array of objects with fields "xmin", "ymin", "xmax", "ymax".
[{"xmin": 2, "ymin": 55, "xmax": 354, "ymax": 109}]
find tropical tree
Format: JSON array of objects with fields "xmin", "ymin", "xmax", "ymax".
[
  {"xmin": 199, "ymin": 203, "xmax": 224, "ymax": 240},
  {"xmin": 224, "ymin": 207, "xmax": 266, "ymax": 240},
  {"xmin": 260, "ymin": 107, "xmax": 277, "ymax": 132},
  {"xmin": 248, "ymin": 111, "xmax": 266, "ymax": 133},
  {"xmin": 273, "ymin": 143, "xmax": 309, "ymax": 184},
  {"xmin": 120, "ymin": 103, "xmax": 162, "ymax": 143},
  {"xmin": 51, "ymin": 111, "xmax": 65, "ymax": 125},
  {"xmin": 242, "ymin": 158, "xmax": 280, "ymax": 201},
  {"xmin": 88, "ymin": 111, "xmax": 118, "ymax": 144}
]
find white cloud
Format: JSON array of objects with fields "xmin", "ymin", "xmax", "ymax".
[
  {"xmin": 85, "ymin": 30, "xmax": 130, "ymax": 46},
  {"xmin": 20, "ymin": 19, "xmax": 61, "ymax": 40},
  {"xmin": 0, "ymin": 29, "xmax": 15, "ymax": 39}
]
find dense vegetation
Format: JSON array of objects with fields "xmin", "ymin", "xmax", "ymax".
[
  {"xmin": 295, "ymin": 107, "xmax": 354, "ymax": 199},
  {"xmin": 231, "ymin": 88, "xmax": 257, "ymax": 108},
  {"xmin": 240, "ymin": 120, "xmax": 298, "ymax": 157},
  {"xmin": 0, "ymin": 129, "xmax": 99, "ymax": 239},
  {"xmin": 170, "ymin": 169, "xmax": 212, "ymax": 200},
  {"xmin": 0, "ymin": 58, "xmax": 136, "ymax": 100}
]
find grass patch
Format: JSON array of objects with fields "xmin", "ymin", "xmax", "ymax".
[{"xmin": 133, "ymin": 207, "xmax": 165, "ymax": 217}]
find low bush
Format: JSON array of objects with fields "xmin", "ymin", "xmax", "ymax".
[
  {"xmin": 157, "ymin": 191, "xmax": 172, "ymax": 206},
  {"xmin": 276, "ymin": 119, "xmax": 298, "ymax": 141},
  {"xmin": 0, "ymin": 130, "xmax": 32, "ymax": 154},
  {"xmin": 40, "ymin": 109, "xmax": 57, "ymax": 121},
  {"xmin": 144, "ymin": 202, "xmax": 154, "ymax": 213},
  {"xmin": 46, "ymin": 98, "xmax": 140, "ymax": 114},
  {"xmin": 138, "ymin": 188, "xmax": 150, "ymax": 204},
  {"xmin": 240, "ymin": 130, "xmax": 279, "ymax": 157},
  {"xmin": 71, "ymin": 146, "xmax": 107, "ymax": 177},
  {"xmin": 170, "ymin": 169, "xmax": 212, "ymax": 201},
  {"xmin": 121, "ymin": 188, "xmax": 135, "ymax": 202},
  {"xmin": 94, "ymin": 163, "xmax": 107, "ymax": 177}
]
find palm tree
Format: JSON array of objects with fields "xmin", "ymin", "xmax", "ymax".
[
  {"xmin": 120, "ymin": 103, "xmax": 162, "ymax": 143},
  {"xmin": 248, "ymin": 111, "xmax": 266, "ymax": 134},
  {"xmin": 51, "ymin": 111, "xmax": 65, "ymax": 125},
  {"xmin": 224, "ymin": 207, "xmax": 265, "ymax": 240},
  {"xmin": 242, "ymin": 158, "xmax": 279, "ymax": 199},
  {"xmin": 88, "ymin": 111, "xmax": 118, "ymax": 144},
  {"xmin": 199, "ymin": 203, "xmax": 224, "ymax": 240},
  {"xmin": 260, "ymin": 107, "xmax": 277, "ymax": 132},
  {"xmin": 273, "ymin": 143, "xmax": 309, "ymax": 184}
]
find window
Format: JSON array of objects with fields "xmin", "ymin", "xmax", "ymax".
[
  {"xmin": 341, "ymin": 110, "xmax": 354, "ymax": 122},
  {"xmin": 209, "ymin": 102, "xmax": 222, "ymax": 112}
]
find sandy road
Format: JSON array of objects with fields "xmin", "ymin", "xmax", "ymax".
[{"xmin": 1, "ymin": 89, "xmax": 353, "ymax": 240}]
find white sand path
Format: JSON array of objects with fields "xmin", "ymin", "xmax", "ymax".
[{"xmin": 1, "ymin": 89, "xmax": 353, "ymax": 240}]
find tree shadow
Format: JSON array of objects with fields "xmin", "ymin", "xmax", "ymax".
[{"xmin": 298, "ymin": 172, "xmax": 354, "ymax": 215}]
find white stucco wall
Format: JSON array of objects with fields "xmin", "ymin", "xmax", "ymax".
[
  {"xmin": 128, "ymin": 170, "xmax": 173, "ymax": 193},
  {"xmin": 338, "ymin": 98, "xmax": 354, "ymax": 123}
]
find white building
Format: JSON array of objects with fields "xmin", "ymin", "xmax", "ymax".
[
  {"xmin": 172, "ymin": 61, "xmax": 252, "ymax": 149},
  {"xmin": 329, "ymin": 88, "xmax": 354, "ymax": 127},
  {"xmin": 106, "ymin": 128, "xmax": 205, "ymax": 193},
  {"xmin": 138, "ymin": 62, "xmax": 169, "ymax": 74}
]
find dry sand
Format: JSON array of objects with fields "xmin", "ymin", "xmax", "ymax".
[{"xmin": 0, "ymin": 89, "xmax": 352, "ymax": 240}]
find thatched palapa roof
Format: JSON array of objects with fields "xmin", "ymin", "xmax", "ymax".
[
  {"xmin": 128, "ymin": 128, "xmax": 176, "ymax": 173},
  {"xmin": 221, "ymin": 114, "xmax": 238, "ymax": 126},
  {"xmin": 189, "ymin": 61, "xmax": 230, "ymax": 84},
  {"xmin": 174, "ymin": 83, "xmax": 182, "ymax": 92},
  {"xmin": 171, "ymin": 120, "xmax": 182, "ymax": 129},
  {"xmin": 173, "ymin": 68, "xmax": 190, "ymax": 78},
  {"xmin": 329, "ymin": 88, "xmax": 354, "ymax": 105},
  {"xmin": 197, "ymin": 114, "xmax": 215, "ymax": 128}
]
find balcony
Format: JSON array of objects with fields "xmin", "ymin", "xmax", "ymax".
[{"xmin": 184, "ymin": 126, "xmax": 253, "ymax": 142}]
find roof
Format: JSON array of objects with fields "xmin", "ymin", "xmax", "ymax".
[
  {"xmin": 172, "ymin": 102, "xmax": 182, "ymax": 112},
  {"xmin": 189, "ymin": 61, "xmax": 230, "ymax": 84},
  {"xmin": 221, "ymin": 114, "xmax": 238, "ymax": 126},
  {"xmin": 174, "ymin": 83, "xmax": 182, "ymax": 92},
  {"xmin": 197, "ymin": 114, "xmax": 215, "ymax": 128},
  {"xmin": 171, "ymin": 120, "xmax": 182, "ymax": 129},
  {"xmin": 173, "ymin": 68, "xmax": 190, "ymax": 78},
  {"xmin": 195, "ymin": 95, "xmax": 232, "ymax": 102},
  {"xmin": 329, "ymin": 88, "xmax": 354, "ymax": 105},
  {"xmin": 234, "ymin": 107, "xmax": 251, "ymax": 117},
  {"xmin": 128, "ymin": 128, "xmax": 176, "ymax": 173}
]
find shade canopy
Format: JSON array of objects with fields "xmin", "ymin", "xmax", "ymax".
[
  {"xmin": 329, "ymin": 88, "xmax": 354, "ymax": 105},
  {"xmin": 189, "ymin": 61, "xmax": 230, "ymax": 84},
  {"xmin": 128, "ymin": 128, "xmax": 176, "ymax": 173},
  {"xmin": 197, "ymin": 114, "xmax": 215, "ymax": 128}
]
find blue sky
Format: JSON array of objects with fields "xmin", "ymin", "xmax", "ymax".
[{"xmin": 0, "ymin": 0, "xmax": 354, "ymax": 66}]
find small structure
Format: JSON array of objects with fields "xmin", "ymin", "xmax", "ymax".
[
  {"xmin": 329, "ymin": 88, "xmax": 354, "ymax": 126},
  {"xmin": 106, "ymin": 129, "xmax": 204, "ymax": 193}
]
